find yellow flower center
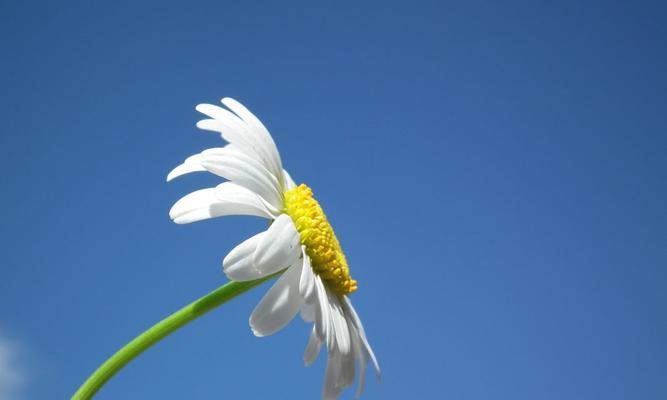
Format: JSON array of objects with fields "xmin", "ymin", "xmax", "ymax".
[{"xmin": 283, "ymin": 184, "xmax": 357, "ymax": 296}]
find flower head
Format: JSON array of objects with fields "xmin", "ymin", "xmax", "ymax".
[{"xmin": 168, "ymin": 98, "xmax": 380, "ymax": 399}]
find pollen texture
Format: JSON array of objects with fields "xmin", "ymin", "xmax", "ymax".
[{"xmin": 283, "ymin": 184, "xmax": 357, "ymax": 296}]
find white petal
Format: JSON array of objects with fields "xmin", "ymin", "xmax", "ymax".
[
  {"xmin": 283, "ymin": 169, "xmax": 297, "ymax": 190},
  {"xmin": 221, "ymin": 97, "xmax": 283, "ymax": 182},
  {"xmin": 223, "ymin": 231, "xmax": 268, "ymax": 281},
  {"xmin": 196, "ymin": 103, "xmax": 242, "ymax": 122},
  {"xmin": 356, "ymin": 359, "xmax": 368, "ymax": 399},
  {"xmin": 300, "ymin": 301, "xmax": 316, "ymax": 322},
  {"xmin": 166, "ymin": 153, "xmax": 206, "ymax": 181},
  {"xmin": 326, "ymin": 296, "xmax": 340, "ymax": 346},
  {"xmin": 195, "ymin": 112, "xmax": 267, "ymax": 167},
  {"xmin": 349, "ymin": 327, "xmax": 368, "ymax": 399},
  {"xmin": 249, "ymin": 262, "xmax": 303, "ymax": 336},
  {"xmin": 196, "ymin": 104, "xmax": 253, "ymax": 146},
  {"xmin": 169, "ymin": 182, "xmax": 275, "ymax": 224},
  {"xmin": 313, "ymin": 276, "xmax": 332, "ymax": 345},
  {"xmin": 322, "ymin": 346, "xmax": 355, "ymax": 399},
  {"xmin": 200, "ymin": 146, "xmax": 283, "ymax": 210},
  {"xmin": 215, "ymin": 182, "xmax": 280, "ymax": 218},
  {"xmin": 195, "ymin": 118, "xmax": 226, "ymax": 134},
  {"xmin": 169, "ymin": 188, "xmax": 218, "ymax": 224},
  {"xmin": 340, "ymin": 349, "xmax": 356, "ymax": 390},
  {"xmin": 299, "ymin": 248, "xmax": 316, "ymax": 301},
  {"xmin": 343, "ymin": 297, "xmax": 381, "ymax": 379},
  {"xmin": 196, "ymin": 101, "xmax": 283, "ymax": 189},
  {"xmin": 253, "ymin": 214, "xmax": 301, "ymax": 274},
  {"xmin": 304, "ymin": 326, "xmax": 322, "ymax": 366},
  {"xmin": 323, "ymin": 352, "xmax": 344, "ymax": 400},
  {"xmin": 328, "ymin": 293, "xmax": 351, "ymax": 355}
]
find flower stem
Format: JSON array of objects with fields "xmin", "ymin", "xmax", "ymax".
[{"xmin": 72, "ymin": 276, "xmax": 276, "ymax": 399}]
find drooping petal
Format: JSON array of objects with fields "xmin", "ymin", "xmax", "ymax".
[
  {"xmin": 313, "ymin": 276, "xmax": 332, "ymax": 345},
  {"xmin": 349, "ymin": 326, "xmax": 368, "ymax": 399},
  {"xmin": 339, "ymin": 348, "xmax": 356, "ymax": 392},
  {"xmin": 323, "ymin": 352, "xmax": 344, "ymax": 400},
  {"xmin": 304, "ymin": 326, "xmax": 322, "ymax": 366},
  {"xmin": 200, "ymin": 146, "xmax": 283, "ymax": 210},
  {"xmin": 299, "ymin": 247, "xmax": 316, "ymax": 301},
  {"xmin": 322, "ymin": 339, "xmax": 356, "ymax": 399},
  {"xmin": 328, "ymin": 293, "xmax": 351, "ymax": 355},
  {"xmin": 253, "ymin": 214, "xmax": 301, "ymax": 275},
  {"xmin": 249, "ymin": 262, "xmax": 303, "ymax": 337},
  {"xmin": 342, "ymin": 297, "xmax": 381, "ymax": 379},
  {"xmin": 300, "ymin": 302, "xmax": 316, "ymax": 322}
]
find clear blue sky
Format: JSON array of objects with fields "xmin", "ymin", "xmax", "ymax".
[{"xmin": 1, "ymin": 1, "xmax": 666, "ymax": 399}]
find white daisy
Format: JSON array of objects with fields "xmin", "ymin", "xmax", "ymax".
[{"xmin": 167, "ymin": 98, "xmax": 380, "ymax": 399}]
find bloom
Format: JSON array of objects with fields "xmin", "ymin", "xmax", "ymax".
[{"xmin": 167, "ymin": 98, "xmax": 380, "ymax": 399}]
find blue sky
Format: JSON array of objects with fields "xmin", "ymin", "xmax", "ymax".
[{"xmin": 1, "ymin": 0, "xmax": 666, "ymax": 399}]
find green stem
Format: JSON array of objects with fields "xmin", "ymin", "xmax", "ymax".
[{"xmin": 72, "ymin": 275, "xmax": 277, "ymax": 399}]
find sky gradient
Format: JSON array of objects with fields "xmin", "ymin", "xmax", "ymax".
[{"xmin": 1, "ymin": 1, "xmax": 666, "ymax": 399}]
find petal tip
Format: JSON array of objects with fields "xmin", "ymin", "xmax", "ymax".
[{"xmin": 250, "ymin": 324, "xmax": 267, "ymax": 338}]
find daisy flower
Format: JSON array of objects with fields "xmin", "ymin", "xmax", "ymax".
[{"xmin": 167, "ymin": 98, "xmax": 380, "ymax": 399}]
